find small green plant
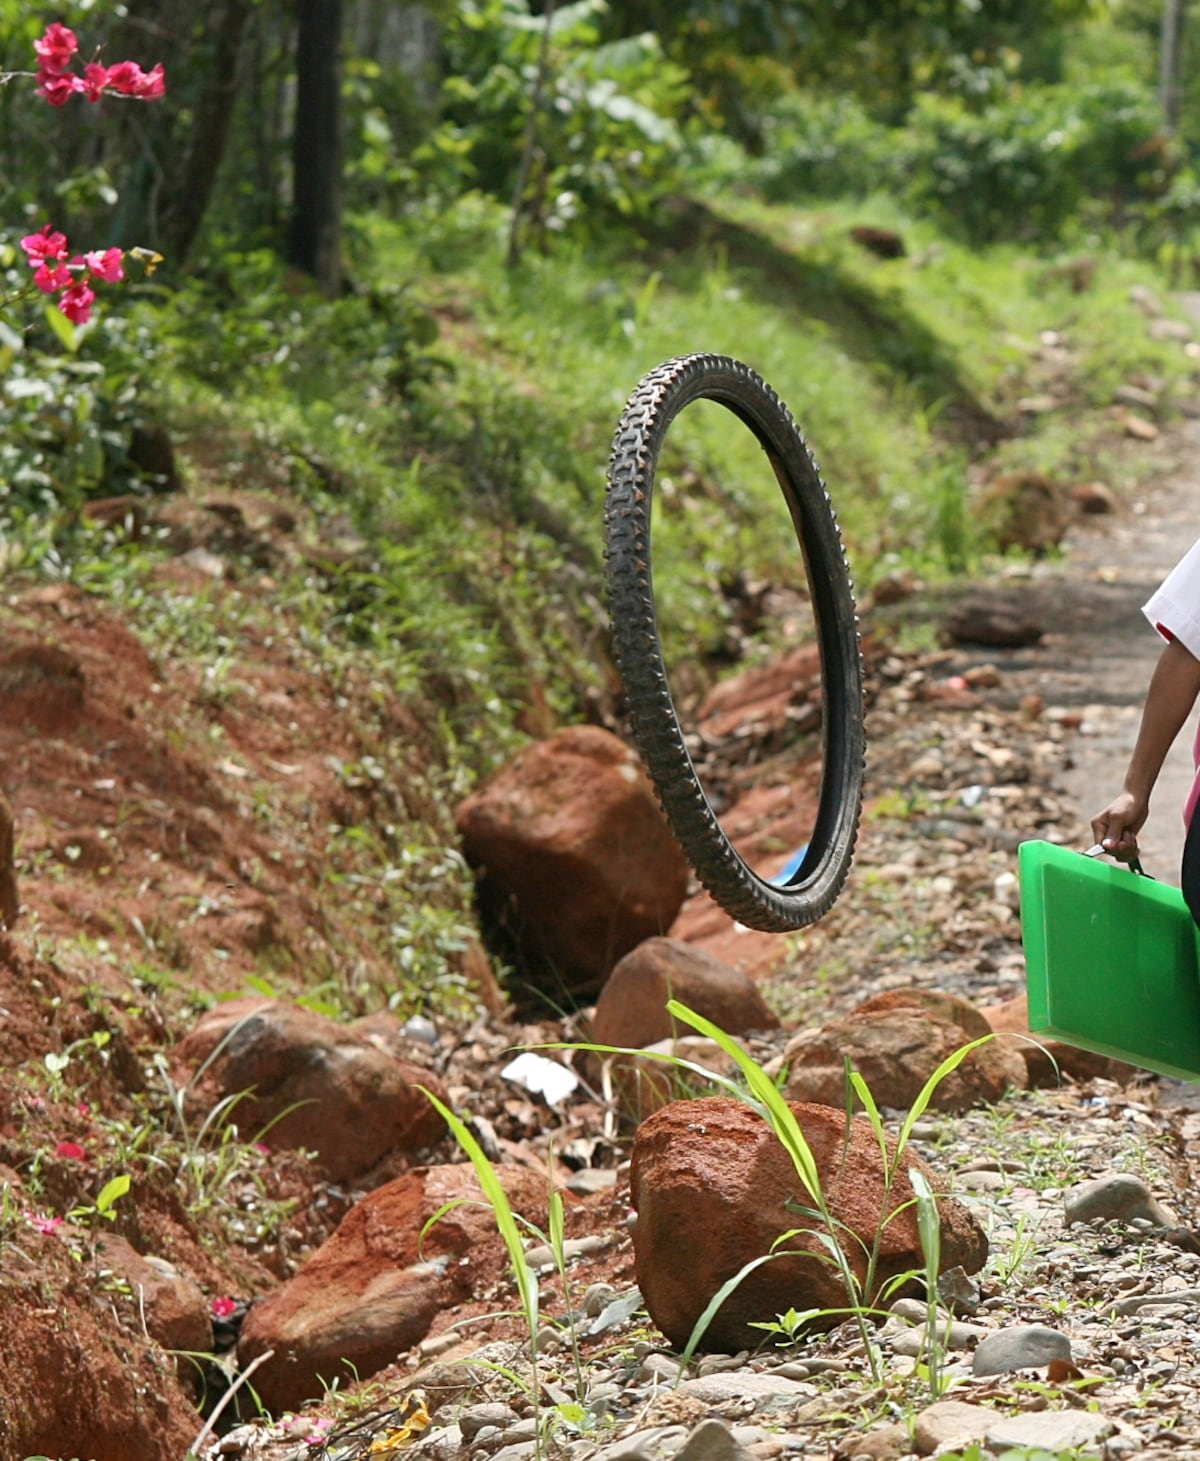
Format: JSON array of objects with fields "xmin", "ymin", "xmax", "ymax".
[
  {"xmin": 418, "ymin": 1086, "xmax": 589, "ymax": 1460},
  {"xmin": 42, "ymin": 1029, "xmax": 112, "ymax": 1091},
  {"xmin": 415, "ymin": 1092, "xmax": 546, "ymax": 1455},
  {"xmin": 909, "ymin": 1167, "xmax": 952, "ymax": 1399},
  {"xmin": 747, "ymin": 1305, "xmax": 822, "ymax": 1345},
  {"xmin": 990, "ymin": 1209, "xmax": 1043, "ymax": 1286},
  {"xmin": 558, "ymin": 1001, "xmax": 993, "ymax": 1396},
  {"xmin": 145, "ymin": 1021, "xmax": 311, "ymax": 1245},
  {"xmin": 67, "ymin": 1171, "xmax": 131, "ymax": 1228}
]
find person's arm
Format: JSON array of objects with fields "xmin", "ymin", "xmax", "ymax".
[{"xmin": 1092, "ymin": 637, "xmax": 1200, "ymax": 856}]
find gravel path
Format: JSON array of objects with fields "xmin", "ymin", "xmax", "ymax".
[
  {"xmin": 209, "ymin": 456, "xmax": 1200, "ymax": 1461},
  {"xmin": 987, "ymin": 443, "xmax": 1200, "ymax": 883}
]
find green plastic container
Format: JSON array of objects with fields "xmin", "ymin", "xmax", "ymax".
[{"xmin": 1019, "ymin": 839, "xmax": 1200, "ymax": 1081}]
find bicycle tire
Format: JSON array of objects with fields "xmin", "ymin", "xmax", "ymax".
[{"xmin": 604, "ymin": 353, "xmax": 864, "ymax": 933}]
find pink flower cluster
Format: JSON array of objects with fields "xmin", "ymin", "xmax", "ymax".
[
  {"xmin": 35, "ymin": 21, "xmax": 165, "ymax": 107},
  {"xmin": 19, "ymin": 226, "xmax": 125, "ymax": 325}
]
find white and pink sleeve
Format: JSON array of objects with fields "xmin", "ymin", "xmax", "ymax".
[{"xmin": 1143, "ymin": 537, "xmax": 1200, "ymax": 824}]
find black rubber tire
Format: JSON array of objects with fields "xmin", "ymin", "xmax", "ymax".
[{"xmin": 604, "ymin": 353, "xmax": 864, "ymax": 933}]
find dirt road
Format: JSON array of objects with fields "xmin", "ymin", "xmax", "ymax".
[
  {"xmin": 1048, "ymin": 450, "xmax": 1200, "ymax": 882},
  {"xmin": 958, "ymin": 434, "xmax": 1200, "ymax": 885}
]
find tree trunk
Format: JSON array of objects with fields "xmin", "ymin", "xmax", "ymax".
[
  {"xmin": 155, "ymin": 0, "xmax": 256, "ymax": 262},
  {"xmin": 1161, "ymin": 0, "xmax": 1186, "ymax": 133},
  {"xmin": 506, "ymin": 0, "xmax": 557, "ymax": 269},
  {"xmin": 288, "ymin": 0, "xmax": 344, "ymax": 294}
]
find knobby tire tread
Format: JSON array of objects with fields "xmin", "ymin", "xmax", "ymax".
[{"xmin": 604, "ymin": 353, "xmax": 864, "ymax": 933}]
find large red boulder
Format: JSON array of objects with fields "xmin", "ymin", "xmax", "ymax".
[
  {"xmin": 589, "ymin": 937, "xmax": 780, "ymax": 1052},
  {"xmin": 982, "ymin": 991, "xmax": 1137, "ymax": 1086},
  {"xmin": 454, "ymin": 726, "xmax": 689, "ymax": 999},
  {"xmin": 783, "ymin": 996, "xmax": 1026, "ymax": 1112},
  {"xmin": 173, "ymin": 998, "xmax": 447, "ymax": 1182},
  {"xmin": 238, "ymin": 1162, "xmax": 564, "ymax": 1413},
  {"xmin": 630, "ymin": 1096, "xmax": 987, "ymax": 1353}
]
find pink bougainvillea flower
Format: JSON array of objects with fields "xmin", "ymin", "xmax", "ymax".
[
  {"xmin": 34, "ymin": 21, "xmax": 79, "ymax": 73},
  {"xmin": 54, "ymin": 1139, "xmax": 87, "ymax": 1160},
  {"xmin": 101, "ymin": 60, "xmax": 139, "ymax": 94},
  {"xmin": 33, "ymin": 262, "xmax": 71, "ymax": 294},
  {"xmin": 304, "ymin": 1419, "xmax": 333, "ymax": 1444},
  {"xmin": 104, "ymin": 60, "xmax": 166, "ymax": 99},
  {"xmin": 130, "ymin": 62, "xmax": 166, "ymax": 99},
  {"xmin": 80, "ymin": 61, "xmax": 110, "ymax": 104},
  {"xmin": 76, "ymin": 1101, "xmax": 91, "ymax": 1119},
  {"xmin": 29, "ymin": 1213, "xmax": 63, "ymax": 1234},
  {"xmin": 58, "ymin": 281, "xmax": 95, "ymax": 325},
  {"xmin": 211, "ymin": 1296, "xmax": 237, "ymax": 1318},
  {"xmin": 35, "ymin": 68, "xmax": 83, "ymax": 106},
  {"xmin": 85, "ymin": 247, "xmax": 124, "ymax": 283},
  {"xmin": 20, "ymin": 226, "xmax": 69, "ymax": 266}
]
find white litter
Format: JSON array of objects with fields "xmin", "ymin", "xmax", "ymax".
[{"xmin": 501, "ymin": 1051, "xmax": 579, "ymax": 1106}]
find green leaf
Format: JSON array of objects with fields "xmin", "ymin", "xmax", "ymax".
[
  {"xmin": 95, "ymin": 1173, "xmax": 132, "ymax": 1215},
  {"xmin": 896, "ymin": 1034, "xmax": 994, "ymax": 1157},
  {"xmin": 419, "ymin": 1086, "xmax": 541, "ymax": 1337},
  {"xmin": 677, "ymin": 1251, "xmax": 779, "ymax": 1372},
  {"xmin": 548, "ymin": 1188, "xmax": 565, "ymax": 1262},
  {"xmin": 665, "ymin": 1000, "xmax": 824, "ymax": 1204},
  {"xmin": 43, "ymin": 301, "xmax": 79, "ymax": 354}
]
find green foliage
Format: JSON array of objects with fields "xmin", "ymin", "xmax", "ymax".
[
  {"xmin": 0, "ymin": 247, "xmax": 168, "ymax": 528},
  {"xmin": 753, "ymin": 93, "xmax": 902, "ymax": 201},
  {"xmin": 905, "ymin": 79, "xmax": 1169, "ymax": 245},
  {"xmin": 144, "ymin": 249, "xmax": 443, "ymax": 402},
  {"xmin": 602, "ymin": 0, "xmax": 1099, "ymax": 128},
  {"xmin": 419, "ymin": 1086, "xmax": 590, "ymax": 1458},
  {"xmin": 424, "ymin": 0, "xmax": 689, "ymax": 244},
  {"xmin": 751, "ymin": 76, "xmax": 1168, "ymax": 248}
]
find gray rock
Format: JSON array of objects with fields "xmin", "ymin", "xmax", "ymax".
[
  {"xmin": 413, "ymin": 1423, "xmax": 466, "ymax": 1460},
  {"xmin": 696, "ymin": 1352, "xmax": 752, "ymax": 1376},
  {"xmin": 889, "ymin": 1318, "xmax": 988, "ymax": 1356},
  {"xmin": 890, "ymin": 1297, "xmax": 930, "ymax": 1324},
  {"xmin": 985, "ymin": 1408, "xmax": 1115, "ymax": 1451},
  {"xmin": 675, "ymin": 1418, "xmax": 756, "ymax": 1461},
  {"xmin": 913, "ymin": 1399, "xmax": 995, "ymax": 1453},
  {"xmin": 497, "ymin": 1419, "xmax": 539, "ymax": 1444},
  {"xmin": 677, "ymin": 1371, "xmax": 815, "ymax": 1406},
  {"xmin": 598, "ymin": 1425, "xmax": 689, "ymax": 1460},
  {"xmin": 1064, "ymin": 1173, "xmax": 1177, "ymax": 1228},
  {"xmin": 972, "ymin": 1323, "xmax": 1072, "ymax": 1376},
  {"xmin": 583, "ymin": 1282, "xmax": 619, "ymax": 1318},
  {"xmin": 1110, "ymin": 1286, "xmax": 1200, "ymax": 1316},
  {"xmin": 637, "ymin": 1352, "xmax": 683, "ymax": 1384},
  {"xmin": 586, "ymin": 1287, "xmax": 645, "ymax": 1336},
  {"xmin": 459, "ymin": 1403, "xmax": 520, "ymax": 1442},
  {"xmin": 565, "ymin": 1167, "xmax": 619, "ymax": 1195}
]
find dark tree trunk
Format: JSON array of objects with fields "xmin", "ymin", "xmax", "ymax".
[
  {"xmin": 288, "ymin": 0, "xmax": 344, "ymax": 295},
  {"xmin": 506, "ymin": 0, "xmax": 556, "ymax": 269},
  {"xmin": 155, "ymin": 0, "xmax": 256, "ymax": 262},
  {"xmin": 1161, "ymin": 0, "xmax": 1186, "ymax": 133}
]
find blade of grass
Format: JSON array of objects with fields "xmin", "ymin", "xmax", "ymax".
[
  {"xmin": 896, "ymin": 1034, "xmax": 995, "ymax": 1158},
  {"xmin": 419, "ymin": 1087, "xmax": 539, "ymax": 1341}
]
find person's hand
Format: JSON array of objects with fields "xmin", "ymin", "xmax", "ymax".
[{"xmin": 1091, "ymin": 791, "xmax": 1148, "ymax": 860}]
